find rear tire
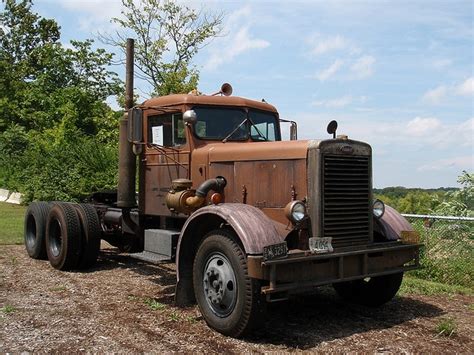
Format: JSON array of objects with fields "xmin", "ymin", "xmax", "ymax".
[
  {"xmin": 72, "ymin": 203, "xmax": 101, "ymax": 269},
  {"xmin": 333, "ymin": 272, "xmax": 404, "ymax": 307},
  {"xmin": 193, "ymin": 229, "xmax": 263, "ymax": 337},
  {"xmin": 24, "ymin": 202, "xmax": 51, "ymax": 259},
  {"xmin": 45, "ymin": 202, "xmax": 82, "ymax": 270}
]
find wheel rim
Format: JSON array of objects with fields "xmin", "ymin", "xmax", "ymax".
[
  {"xmin": 202, "ymin": 252, "xmax": 237, "ymax": 317},
  {"xmin": 49, "ymin": 218, "xmax": 63, "ymax": 257},
  {"xmin": 25, "ymin": 214, "xmax": 37, "ymax": 248}
]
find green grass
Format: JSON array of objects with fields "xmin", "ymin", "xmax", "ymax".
[
  {"xmin": 144, "ymin": 298, "xmax": 167, "ymax": 311},
  {"xmin": 400, "ymin": 275, "xmax": 473, "ymax": 296},
  {"xmin": 0, "ymin": 202, "xmax": 26, "ymax": 245},
  {"xmin": 1, "ymin": 305, "xmax": 16, "ymax": 315},
  {"xmin": 435, "ymin": 317, "xmax": 457, "ymax": 337}
]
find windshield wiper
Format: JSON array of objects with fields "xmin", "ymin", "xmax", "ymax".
[
  {"xmin": 247, "ymin": 116, "xmax": 268, "ymax": 142},
  {"xmin": 222, "ymin": 118, "xmax": 248, "ymax": 143},
  {"xmin": 221, "ymin": 115, "xmax": 269, "ymax": 143}
]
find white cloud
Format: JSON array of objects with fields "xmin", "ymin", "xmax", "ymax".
[
  {"xmin": 406, "ymin": 117, "xmax": 442, "ymax": 137},
  {"xmin": 311, "ymin": 95, "xmax": 368, "ymax": 108},
  {"xmin": 350, "ymin": 55, "xmax": 375, "ymax": 79},
  {"xmin": 422, "ymin": 85, "xmax": 448, "ymax": 104},
  {"xmin": 48, "ymin": 0, "xmax": 123, "ymax": 32},
  {"xmin": 421, "ymin": 77, "xmax": 473, "ymax": 104},
  {"xmin": 418, "ymin": 156, "xmax": 474, "ymax": 172},
  {"xmin": 296, "ymin": 112, "xmax": 473, "ymax": 151},
  {"xmin": 456, "ymin": 77, "xmax": 474, "ymax": 96},
  {"xmin": 309, "ymin": 34, "xmax": 351, "ymax": 56},
  {"xmin": 315, "ymin": 59, "xmax": 344, "ymax": 81},
  {"xmin": 204, "ymin": 6, "xmax": 269, "ymax": 71}
]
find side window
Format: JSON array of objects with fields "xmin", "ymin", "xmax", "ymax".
[{"xmin": 148, "ymin": 113, "xmax": 185, "ymax": 147}]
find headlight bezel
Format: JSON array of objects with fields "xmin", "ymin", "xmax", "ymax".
[
  {"xmin": 284, "ymin": 200, "xmax": 307, "ymax": 223},
  {"xmin": 373, "ymin": 199, "xmax": 385, "ymax": 219}
]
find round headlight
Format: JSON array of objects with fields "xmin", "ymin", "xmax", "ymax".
[
  {"xmin": 285, "ymin": 201, "xmax": 307, "ymax": 223},
  {"xmin": 373, "ymin": 199, "xmax": 385, "ymax": 219}
]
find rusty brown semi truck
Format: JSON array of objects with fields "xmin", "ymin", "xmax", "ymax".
[{"xmin": 24, "ymin": 39, "xmax": 421, "ymax": 337}]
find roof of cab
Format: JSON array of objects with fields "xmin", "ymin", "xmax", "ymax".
[{"xmin": 142, "ymin": 94, "xmax": 278, "ymax": 113}]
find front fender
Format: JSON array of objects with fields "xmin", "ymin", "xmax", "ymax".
[
  {"xmin": 375, "ymin": 205, "xmax": 414, "ymax": 241},
  {"xmin": 175, "ymin": 203, "xmax": 284, "ymax": 306}
]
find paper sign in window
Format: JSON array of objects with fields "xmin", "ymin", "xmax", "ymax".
[{"xmin": 151, "ymin": 125, "xmax": 163, "ymax": 145}]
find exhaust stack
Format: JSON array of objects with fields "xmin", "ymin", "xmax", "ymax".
[{"xmin": 117, "ymin": 38, "xmax": 136, "ymax": 208}]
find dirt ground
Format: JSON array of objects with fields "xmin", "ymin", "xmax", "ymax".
[{"xmin": 1, "ymin": 244, "xmax": 473, "ymax": 353}]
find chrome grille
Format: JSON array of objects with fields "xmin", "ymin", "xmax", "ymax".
[{"xmin": 322, "ymin": 154, "xmax": 370, "ymax": 248}]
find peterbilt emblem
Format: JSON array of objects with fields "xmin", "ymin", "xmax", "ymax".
[{"xmin": 340, "ymin": 145, "xmax": 354, "ymax": 154}]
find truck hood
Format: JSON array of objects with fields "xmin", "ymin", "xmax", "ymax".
[{"xmin": 194, "ymin": 140, "xmax": 320, "ymax": 163}]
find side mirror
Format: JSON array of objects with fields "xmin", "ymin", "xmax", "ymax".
[
  {"xmin": 327, "ymin": 120, "xmax": 338, "ymax": 139},
  {"xmin": 290, "ymin": 122, "xmax": 297, "ymax": 140},
  {"xmin": 128, "ymin": 108, "xmax": 143, "ymax": 143},
  {"xmin": 183, "ymin": 109, "xmax": 197, "ymax": 124}
]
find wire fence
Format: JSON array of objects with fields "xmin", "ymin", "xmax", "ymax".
[{"xmin": 402, "ymin": 214, "xmax": 474, "ymax": 288}]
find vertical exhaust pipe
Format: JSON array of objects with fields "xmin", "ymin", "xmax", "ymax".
[{"xmin": 117, "ymin": 38, "xmax": 136, "ymax": 208}]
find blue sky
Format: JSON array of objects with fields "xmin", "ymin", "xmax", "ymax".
[{"xmin": 31, "ymin": 0, "xmax": 474, "ymax": 188}]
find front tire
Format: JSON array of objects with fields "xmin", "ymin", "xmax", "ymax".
[
  {"xmin": 333, "ymin": 272, "xmax": 404, "ymax": 307},
  {"xmin": 193, "ymin": 229, "xmax": 262, "ymax": 337}
]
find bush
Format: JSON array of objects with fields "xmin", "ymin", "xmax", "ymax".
[{"xmin": 0, "ymin": 124, "xmax": 118, "ymax": 202}]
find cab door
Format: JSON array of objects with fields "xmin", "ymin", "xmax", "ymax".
[{"xmin": 141, "ymin": 111, "xmax": 190, "ymax": 216}]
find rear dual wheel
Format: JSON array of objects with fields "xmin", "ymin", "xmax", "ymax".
[
  {"xmin": 27, "ymin": 201, "xmax": 101, "ymax": 271},
  {"xmin": 45, "ymin": 202, "xmax": 82, "ymax": 270},
  {"xmin": 24, "ymin": 202, "xmax": 52, "ymax": 259},
  {"xmin": 72, "ymin": 203, "xmax": 101, "ymax": 269}
]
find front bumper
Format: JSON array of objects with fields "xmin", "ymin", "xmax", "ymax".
[{"xmin": 247, "ymin": 242, "xmax": 421, "ymax": 295}]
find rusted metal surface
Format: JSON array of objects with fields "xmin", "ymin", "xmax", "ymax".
[
  {"xmin": 176, "ymin": 204, "xmax": 284, "ymax": 257},
  {"xmin": 174, "ymin": 203, "xmax": 286, "ymax": 307},
  {"xmin": 247, "ymin": 243, "xmax": 420, "ymax": 294},
  {"xmin": 376, "ymin": 205, "xmax": 414, "ymax": 240},
  {"xmin": 204, "ymin": 140, "xmax": 309, "ymax": 162},
  {"xmin": 142, "ymin": 93, "xmax": 278, "ymax": 114},
  {"xmin": 117, "ymin": 38, "xmax": 137, "ymax": 208},
  {"xmin": 307, "ymin": 139, "xmax": 373, "ymax": 247}
]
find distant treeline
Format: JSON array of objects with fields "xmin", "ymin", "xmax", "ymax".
[
  {"xmin": 374, "ymin": 175, "xmax": 472, "ymax": 217},
  {"xmin": 374, "ymin": 186, "xmax": 458, "ymax": 197}
]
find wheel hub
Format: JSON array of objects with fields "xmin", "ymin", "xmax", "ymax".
[{"xmin": 203, "ymin": 252, "xmax": 237, "ymax": 317}]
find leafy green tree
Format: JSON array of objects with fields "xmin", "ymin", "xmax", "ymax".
[
  {"xmin": 101, "ymin": 0, "xmax": 222, "ymax": 96},
  {"xmin": 433, "ymin": 171, "xmax": 473, "ymax": 217},
  {"xmin": 0, "ymin": 0, "xmax": 122, "ymax": 133},
  {"xmin": 0, "ymin": 1, "xmax": 122, "ymax": 200}
]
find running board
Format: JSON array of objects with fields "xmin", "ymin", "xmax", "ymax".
[
  {"xmin": 130, "ymin": 250, "xmax": 171, "ymax": 264},
  {"xmin": 129, "ymin": 229, "xmax": 180, "ymax": 264}
]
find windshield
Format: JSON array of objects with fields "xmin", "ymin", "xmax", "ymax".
[{"xmin": 193, "ymin": 107, "xmax": 280, "ymax": 141}]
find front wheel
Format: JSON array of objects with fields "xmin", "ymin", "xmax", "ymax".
[
  {"xmin": 193, "ymin": 229, "xmax": 263, "ymax": 337},
  {"xmin": 333, "ymin": 272, "xmax": 404, "ymax": 307}
]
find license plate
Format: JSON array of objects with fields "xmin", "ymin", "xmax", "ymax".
[
  {"xmin": 263, "ymin": 242, "xmax": 288, "ymax": 261},
  {"xmin": 309, "ymin": 237, "xmax": 333, "ymax": 254}
]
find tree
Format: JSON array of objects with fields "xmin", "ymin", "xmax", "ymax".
[
  {"xmin": 433, "ymin": 171, "xmax": 474, "ymax": 217},
  {"xmin": 0, "ymin": 1, "xmax": 122, "ymax": 200},
  {"xmin": 0, "ymin": 0, "xmax": 122, "ymax": 133},
  {"xmin": 101, "ymin": 0, "xmax": 223, "ymax": 96}
]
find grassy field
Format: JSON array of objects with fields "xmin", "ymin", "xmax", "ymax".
[{"xmin": 0, "ymin": 202, "xmax": 26, "ymax": 245}]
